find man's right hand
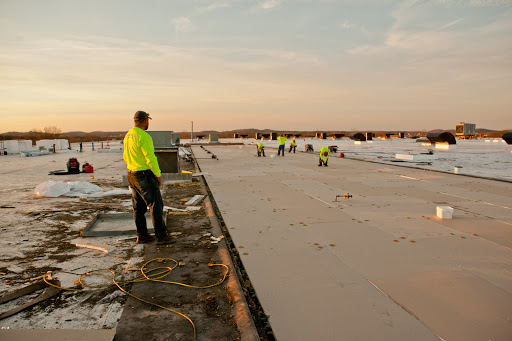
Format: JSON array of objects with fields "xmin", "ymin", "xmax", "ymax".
[{"xmin": 157, "ymin": 176, "xmax": 162, "ymax": 187}]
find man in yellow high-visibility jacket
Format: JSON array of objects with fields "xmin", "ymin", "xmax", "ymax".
[
  {"xmin": 123, "ymin": 111, "xmax": 171, "ymax": 245},
  {"xmin": 277, "ymin": 135, "xmax": 287, "ymax": 156},
  {"xmin": 257, "ymin": 142, "xmax": 265, "ymax": 157},
  {"xmin": 319, "ymin": 146, "xmax": 329, "ymax": 167},
  {"xmin": 289, "ymin": 138, "xmax": 297, "ymax": 153}
]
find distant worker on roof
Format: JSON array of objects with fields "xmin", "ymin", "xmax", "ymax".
[
  {"xmin": 277, "ymin": 135, "xmax": 287, "ymax": 156},
  {"xmin": 123, "ymin": 111, "xmax": 171, "ymax": 245},
  {"xmin": 257, "ymin": 142, "xmax": 266, "ymax": 157},
  {"xmin": 289, "ymin": 138, "xmax": 297, "ymax": 153},
  {"xmin": 318, "ymin": 146, "xmax": 329, "ymax": 167}
]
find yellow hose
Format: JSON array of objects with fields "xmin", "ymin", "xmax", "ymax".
[{"xmin": 42, "ymin": 258, "xmax": 230, "ymax": 341}]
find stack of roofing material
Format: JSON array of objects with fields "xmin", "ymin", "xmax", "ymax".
[
  {"xmin": 18, "ymin": 140, "xmax": 34, "ymax": 151},
  {"xmin": 36, "ymin": 140, "xmax": 56, "ymax": 151},
  {"xmin": 4, "ymin": 140, "xmax": 20, "ymax": 154},
  {"xmin": 36, "ymin": 139, "xmax": 70, "ymax": 151},
  {"xmin": 57, "ymin": 139, "xmax": 69, "ymax": 150}
]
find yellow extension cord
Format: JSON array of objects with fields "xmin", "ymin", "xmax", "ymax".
[{"xmin": 42, "ymin": 258, "xmax": 230, "ymax": 341}]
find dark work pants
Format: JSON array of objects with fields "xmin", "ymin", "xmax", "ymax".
[
  {"xmin": 127, "ymin": 171, "xmax": 168, "ymax": 239},
  {"xmin": 278, "ymin": 144, "xmax": 285, "ymax": 156},
  {"xmin": 289, "ymin": 146, "xmax": 296, "ymax": 153},
  {"xmin": 257, "ymin": 147, "xmax": 265, "ymax": 156}
]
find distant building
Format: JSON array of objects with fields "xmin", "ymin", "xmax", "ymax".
[{"xmin": 456, "ymin": 122, "xmax": 476, "ymax": 138}]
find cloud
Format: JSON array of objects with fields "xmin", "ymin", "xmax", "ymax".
[
  {"xmin": 260, "ymin": 0, "xmax": 282, "ymax": 10},
  {"xmin": 339, "ymin": 21, "xmax": 355, "ymax": 30},
  {"xmin": 437, "ymin": 18, "xmax": 464, "ymax": 30},
  {"xmin": 197, "ymin": 1, "xmax": 231, "ymax": 12},
  {"xmin": 434, "ymin": 0, "xmax": 512, "ymax": 7},
  {"xmin": 171, "ymin": 17, "xmax": 195, "ymax": 33}
]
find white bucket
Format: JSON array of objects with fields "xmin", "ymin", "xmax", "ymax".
[{"xmin": 436, "ymin": 206, "xmax": 454, "ymax": 219}]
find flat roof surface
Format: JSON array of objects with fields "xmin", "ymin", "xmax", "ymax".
[{"xmin": 193, "ymin": 145, "xmax": 512, "ymax": 341}]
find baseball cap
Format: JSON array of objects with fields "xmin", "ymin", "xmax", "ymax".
[{"xmin": 134, "ymin": 111, "xmax": 151, "ymax": 121}]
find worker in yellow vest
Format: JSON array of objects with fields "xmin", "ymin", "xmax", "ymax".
[
  {"xmin": 288, "ymin": 138, "xmax": 297, "ymax": 153},
  {"xmin": 257, "ymin": 142, "xmax": 265, "ymax": 157},
  {"xmin": 277, "ymin": 135, "xmax": 287, "ymax": 156},
  {"xmin": 319, "ymin": 146, "xmax": 329, "ymax": 166},
  {"xmin": 123, "ymin": 111, "xmax": 171, "ymax": 245}
]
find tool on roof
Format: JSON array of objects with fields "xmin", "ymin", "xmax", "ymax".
[{"xmin": 334, "ymin": 193, "xmax": 352, "ymax": 202}]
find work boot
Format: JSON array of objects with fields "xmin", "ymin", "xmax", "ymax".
[
  {"xmin": 325, "ymin": 163, "xmax": 328, "ymax": 167},
  {"xmin": 157, "ymin": 235, "xmax": 172, "ymax": 245},
  {"xmin": 136, "ymin": 234, "xmax": 155, "ymax": 244},
  {"xmin": 318, "ymin": 163, "xmax": 322, "ymax": 166}
]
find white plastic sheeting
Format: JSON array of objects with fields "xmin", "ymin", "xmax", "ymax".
[
  {"xmin": 179, "ymin": 147, "xmax": 191, "ymax": 158},
  {"xmin": 34, "ymin": 181, "xmax": 130, "ymax": 198},
  {"xmin": 35, "ymin": 180, "xmax": 72, "ymax": 197}
]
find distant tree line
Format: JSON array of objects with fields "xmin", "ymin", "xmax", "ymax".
[{"xmin": 1, "ymin": 127, "xmax": 509, "ymax": 143}]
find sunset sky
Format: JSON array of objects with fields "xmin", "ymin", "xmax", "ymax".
[{"xmin": 1, "ymin": 0, "xmax": 511, "ymax": 133}]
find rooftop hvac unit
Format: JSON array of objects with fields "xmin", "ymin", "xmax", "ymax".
[
  {"xmin": 147, "ymin": 131, "xmax": 173, "ymax": 148},
  {"xmin": 456, "ymin": 123, "xmax": 475, "ymax": 136}
]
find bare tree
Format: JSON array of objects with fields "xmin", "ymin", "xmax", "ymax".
[
  {"xmin": 43, "ymin": 126, "xmax": 62, "ymax": 139},
  {"xmin": 27, "ymin": 128, "xmax": 43, "ymax": 144}
]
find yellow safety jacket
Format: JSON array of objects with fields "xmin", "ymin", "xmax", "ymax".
[
  {"xmin": 319, "ymin": 146, "xmax": 329, "ymax": 162},
  {"xmin": 278, "ymin": 136, "xmax": 287, "ymax": 145},
  {"xmin": 257, "ymin": 143, "xmax": 264, "ymax": 151},
  {"xmin": 123, "ymin": 127, "xmax": 161, "ymax": 177},
  {"xmin": 291, "ymin": 140, "xmax": 297, "ymax": 147}
]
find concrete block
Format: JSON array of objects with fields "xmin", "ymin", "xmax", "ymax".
[
  {"xmin": 396, "ymin": 154, "xmax": 439, "ymax": 161},
  {"xmin": 435, "ymin": 143, "xmax": 456, "ymax": 150},
  {"xmin": 436, "ymin": 206, "xmax": 454, "ymax": 219},
  {"xmin": 454, "ymin": 166, "xmax": 463, "ymax": 174},
  {"xmin": 185, "ymin": 194, "xmax": 205, "ymax": 205}
]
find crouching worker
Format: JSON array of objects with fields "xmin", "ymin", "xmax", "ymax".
[
  {"xmin": 289, "ymin": 138, "xmax": 297, "ymax": 153},
  {"xmin": 123, "ymin": 111, "xmax": 172, "ymax": 245},
  {"xmin": 318, "ymin": 146, "xmax": 329, "ymax": 166},
  {"xmin": 257, "ymin": 142, "xmax": 266, "ymax": 157}
]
